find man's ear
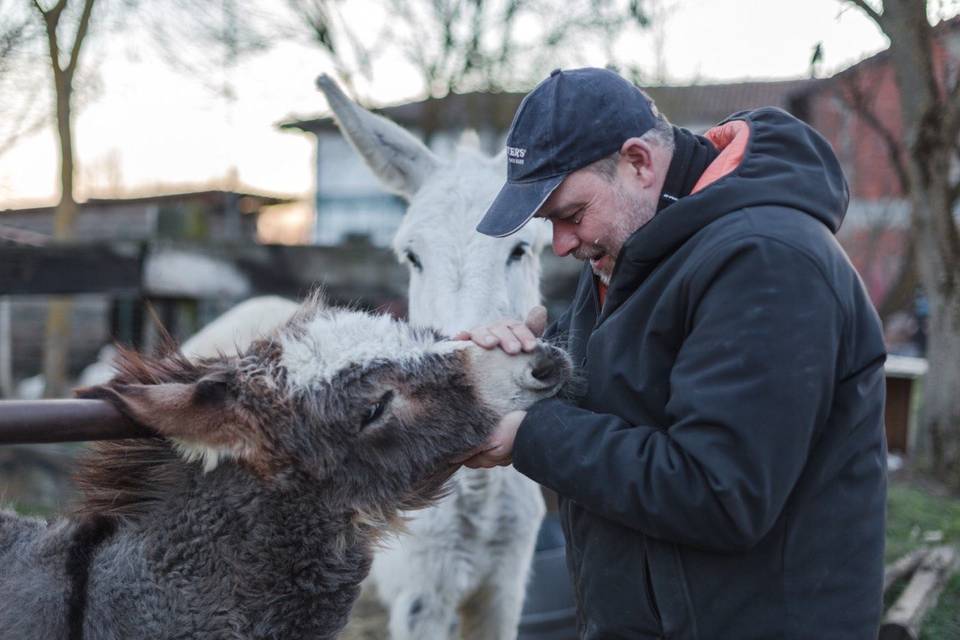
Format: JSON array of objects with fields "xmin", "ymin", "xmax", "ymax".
[
  {"xmin": 81, "ymin": 369, "xmax": 249, "ymax": 472},
  {"xmin": 619, "ymin": 137, "xmax": 657, "ymax": 188}
]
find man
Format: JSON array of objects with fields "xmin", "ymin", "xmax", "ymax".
[{"xmin": 456, "ymin": 68, "xmax": 887, "ymax": 639}]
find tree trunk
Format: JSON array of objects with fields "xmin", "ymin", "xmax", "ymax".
[
  {"xmin": 35, "ymin": 0, "xmax": 95, "ymax": 398},
  {"xmin": 42, "ymin": 69, "xmax": 77, "ymax": 398},
  {"xmin": 922, "ymin": 285, "xmax": 960, "ymax": 484},
  {"xmin": 873, "ymin": 0, "xmax": 960, "ymax": 488}
]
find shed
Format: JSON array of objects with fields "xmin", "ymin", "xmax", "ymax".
[{"xmin": 884, "ymin": 355, "xmax": 928, "ymax": 454}]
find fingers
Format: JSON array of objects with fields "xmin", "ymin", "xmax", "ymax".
[
  {"xmin": 525, "ymin": 305, "xmax": 548, "ymax": 338},
  {"xmin": 489, "ymin": 322, "xmax": 537, "ymax": 354},
  {"xmin": 458, "ymin": 318, "xmax": 539, "ymax": 354},
  {"xmin": 462, "ymin": 445, "xmax": 512, "ymax": 469},
  {"xmin": 459, "ymin": 410, "xmax": 523, "ymax": 468},
  {"xmin": 450, "ymin": 445, "xmax": 487, "ymax": 465}
]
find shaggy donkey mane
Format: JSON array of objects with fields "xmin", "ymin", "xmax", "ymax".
[
  {"xmin": 71, "ymin": 347, "xmax": 214, "ymax": 523},
  {"xmin": 70, "ymin": 295, "xmax": 326, "ymax": 522}
]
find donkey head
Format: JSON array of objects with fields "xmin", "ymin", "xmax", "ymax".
[
  {"xmin": 317, "ymin": 75, "xmax": 550, "ymax": 335},
  {"xmin": 80, "ymin": 298, "xmax": 570, "ymax": 520}
]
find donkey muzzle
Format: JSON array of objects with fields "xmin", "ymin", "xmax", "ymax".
[{"xmin": 520, "ymin": 344, "xmax": 572, "ymax": 393}]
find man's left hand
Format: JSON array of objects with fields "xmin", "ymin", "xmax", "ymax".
[{"xmin": 459, "ymin": 410, "xmax": 527, "ymax": 468}]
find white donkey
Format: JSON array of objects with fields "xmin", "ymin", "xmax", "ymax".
[{"xmin": 316, "ymin": 76, "xmax": 551, "ymax": 640}]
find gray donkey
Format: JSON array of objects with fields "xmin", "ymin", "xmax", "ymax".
[{"xmin": 0, "ymin": 298, "xmax": 570, "ymax": 640}]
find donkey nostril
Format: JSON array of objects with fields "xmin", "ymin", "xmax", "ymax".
[
  {"xmin": 523, "ymin": 346, "xmax": 571, "ymax": 391},
  {"xmin": 530, "ymin": 360, "xmax": 556, "ymax": 382}
]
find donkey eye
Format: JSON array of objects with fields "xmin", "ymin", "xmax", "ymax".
[
  {"xmin": 404, "ymin": 250, "xmax": 423, "ymax": 271},
  {"xmin": 507, "ymin": 242, "xmax": 529, "ymax": 264},
  {"xmin": 361, "ymin": 391, "xmax": 394, "ymax": 429}
]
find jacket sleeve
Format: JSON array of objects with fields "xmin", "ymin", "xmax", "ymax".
[{"xmin": 513, "ymin": 238, "xmax": 846, "ymax": 552}]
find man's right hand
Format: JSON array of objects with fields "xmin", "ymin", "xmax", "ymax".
[{"xmin": 453, "ymin": 305, "xmax": 548, "ymax": 355}]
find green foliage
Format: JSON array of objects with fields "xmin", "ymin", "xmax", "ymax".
[
  {"xmin": 886, "ymin": 482, "xmax": 960, "ymax": 563},
  {"xmin": 920, "ymin": 572, "xmax": 960, "ymax": 640}
]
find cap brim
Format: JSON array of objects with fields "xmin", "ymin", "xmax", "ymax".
[{"xmin": 476, "ymin": 174, "xmax": 565, "ymax": 237}]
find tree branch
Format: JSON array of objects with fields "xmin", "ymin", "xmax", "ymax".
[
  {"xmin": 33, "ymin": 0, "xmax": 63, "ymax": 75},
  {"xmin": 835, "ymin": 73, "xmax": 911, "ymax": 194},
  {"xmin": 943, "ymin": 65, "xmax": 960, "ymax": 144},
  {"xmin": 846, "ymin": 0, "xmax": 884, "ymax": 27},
  {"xmin": 65, "ymin": 0, "xmax": 96, "ymax": 79}
]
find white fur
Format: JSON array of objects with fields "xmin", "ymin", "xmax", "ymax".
[
  {"xmin": 181, "ymin": 296, "xmax": 300, "ymax": 360},
  {"xmin": 318, "ymin": 75, "xmax": 549, "ymax": 640},
  {"xmin": 280, "ymin": 309, "xmax": 447, "ymax": 391},
  {"xmin": 172, "ymin": 441, "xmax": 231, "ymax": 474},
  {"xmin": 395, "ymin": 151, "xmax": 550, "ymax": 335}
]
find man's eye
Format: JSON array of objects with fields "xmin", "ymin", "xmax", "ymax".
[
  {"xmin": 361, "ymin": 391, "xmax": 394, "ymax": 429},
  {"xmin": 562, "ymin": 206, "xmax": 584, "ymax": 224}
]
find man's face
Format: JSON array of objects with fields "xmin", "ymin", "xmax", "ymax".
[{"xmin": 537, "ymin": 165, "xmax": 657, "ymax": 285}]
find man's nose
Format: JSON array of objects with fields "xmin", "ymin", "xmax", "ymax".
[{"xmin": 551, "ymin": 222, "xmax": 579, "ymax": 257}]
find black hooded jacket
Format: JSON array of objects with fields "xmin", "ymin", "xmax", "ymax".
[{"xmin": 513, "ymin": 108, "xmax": 887, "ymax": 639}]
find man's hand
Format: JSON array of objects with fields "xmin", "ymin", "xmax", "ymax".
[
  {"xmin": 457, "ymin": 410, "xmax": 526, "ymax": 468},
  {"xmin": 453, "ymin": 305, "xmax": 547, "ymax": 355}
]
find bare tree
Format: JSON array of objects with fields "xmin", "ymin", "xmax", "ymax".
[
  {"xmin": 26, "ymin": 0, "xmax": 97, "ymax": 397},
  {"xmin": 846, "ymin": 0, "xmax": 960, "ymax": 487},
  {"xmin": 287, "ymin": 0, "xmax": 649, "ymax": 137},
  {"xmin": 12, "ymin": 0, "xmax": 271, "ymax": 396}
]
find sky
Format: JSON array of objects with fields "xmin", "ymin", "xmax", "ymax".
[{"xmin": 0, "ymin": 0, "xmax": 894, "ymax": 209}]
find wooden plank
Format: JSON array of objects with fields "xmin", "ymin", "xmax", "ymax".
[
  {"xmin": 884, "ymin": 548, "xmax": 928, "ymax": 594},
  {"xmin": 879, "ymin": 546, "xmax": 958, "ymax": 640},
  {"xmin": 0, "ymin": 243, "xmax": 143, "ymax": 296}
]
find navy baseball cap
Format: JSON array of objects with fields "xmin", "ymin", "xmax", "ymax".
[{"xmin": 477, "ymin": 67, "xmax": 660, "ymax": 237}]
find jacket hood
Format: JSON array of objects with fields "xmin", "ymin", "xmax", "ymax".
[{"xmin": 615, "ymin": 107, "xmax": 849, "ymax": 271}]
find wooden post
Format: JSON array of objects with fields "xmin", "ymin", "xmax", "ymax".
[{"xmin": 0, "ymin": 298, "xmax": 11, "ymax": 398}]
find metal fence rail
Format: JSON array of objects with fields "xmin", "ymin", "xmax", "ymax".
[{"xmin": 0, "ymin": 400, "xmax": 154, "ymax": 444}]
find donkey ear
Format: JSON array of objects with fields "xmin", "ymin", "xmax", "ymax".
[
  {"xmin": 91, "ymin": 370, "xmax": 245, "ymax": 472},
  {"xmin": 316, "ymin": 74, "xmax": 440, "ymax": 201}
]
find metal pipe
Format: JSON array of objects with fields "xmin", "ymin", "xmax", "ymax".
[{"xmin": 0, "ymin": 399, "xmax": 157, "ymax": 444}]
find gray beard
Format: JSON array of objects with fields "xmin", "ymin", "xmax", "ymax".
[{"xmin": 592, "ymin": 185, "xmax": 656, "ymax": 285}]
